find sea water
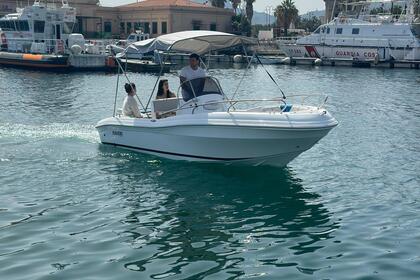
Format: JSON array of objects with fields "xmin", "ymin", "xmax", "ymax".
[{"xmin": 0, "ymin": 65, "xmax": 419, "ymax": 279}]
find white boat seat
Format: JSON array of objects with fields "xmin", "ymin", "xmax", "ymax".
[{"xmin": 152, "ymin": 97, "xmax": 179, "ymax": 114}]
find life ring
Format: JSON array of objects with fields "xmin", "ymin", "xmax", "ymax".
[{"xmin": 0, "ymin": 33, "xmax": 8, "ymax": 50}]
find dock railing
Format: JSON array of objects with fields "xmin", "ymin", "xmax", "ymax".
[
  {"xmin": 2, "ymin": 37, "xmax": 113, "ymax": 55},
  {"xmin": 1, "ymin": 38, "xmax": 66, "ymax": 55}
]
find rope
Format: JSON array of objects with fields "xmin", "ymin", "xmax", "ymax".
[
  {"xmin": 114, "ymin": 57, "xmax": 147, "ymax": 112},
  {"xmin": 145, "ymin": 51, "xmax": 165, "ymax": 111},
  {"xmin": 255, "ymin": 55, "xmax": 287, "ymax": 99},
  {"xmin": 113, "ymin": 64, "xmax": 120, "ymax": 117}
]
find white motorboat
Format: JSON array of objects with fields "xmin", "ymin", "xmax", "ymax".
[
  {"xmin": 278, "ymin": 0, "xmax": 420, "ymax": 61},
  {"xmin": 107, "ymin": 30, "xmax": 151, "ymax": 59},
  {"xmin": 96, "ymin": 31, "xmax": 338, "ymax": 167}
]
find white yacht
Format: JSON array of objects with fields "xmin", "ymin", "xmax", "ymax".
[
  {"xmin": 96, "ymin": 31, "xmax": 338, "ymax": 167},
  {"xmin": 278, "ymin": 0, "xmax": 420, "ymax": 61},
  {"xmin": 0, "ymin": 0, "xmax": 112, "ymax": 70}
]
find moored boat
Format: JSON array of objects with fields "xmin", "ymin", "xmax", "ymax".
[
  {"xmin": 0, "ymin": 0, "xmax": 115, "ymax": 71},
  {"xmin": 278, "ymin": 0, "xmax": 420, "ymax": 62},
  {"xmin": 0, "ymin": 52, "xmax": 68, "ymax": 70}
]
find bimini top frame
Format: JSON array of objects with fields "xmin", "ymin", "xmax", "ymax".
[
  {"xmin": 122, "ymin": 30, "xmax": 257, "ymax": 56},
  {"xmin": 112, "ymin": 31, "xmax": 287, "ymax": 118}
]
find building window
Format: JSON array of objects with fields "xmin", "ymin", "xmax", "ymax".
[
  {"xmin": 120, "ymin": 22, "xmax": 125, "ymax": 33},
  {"xmin": 34, "ymin": 20, "xmax": 45, "ymax": 33},
  {"xmin": 326, "ymin": 27, "xmax": 330, "ymax": 34},
  {"xmin": 161, "ymin": 22, "xmax": 167, "ymax": 34},
  {"xmin": 104, "ymin": 21, "xmax": 112, "ymax": 33},
  {"xmin": 144, "ymin": 22, "xmax": 150, "ymax": 34},
  {"xmin": 336, "ymin": 28, "xmax": 343, "ymax": 34},
  {"xmin": 352, "ymin": 28, "xmax": 360, "ymax": 35},
  {"xmin": 210, "ymin": 23, "xmax": 217, "ymax": 31},
  {"xmin": 127, "ymin": 22, "xmax": 132, "ymax": 34},
  {"xmin": 152, "ymin": 22, "xmax": 158, "ymax": 34},
  {"xmin": 192, "ymin": 20, "xmax": 201, "ymax": 30}
]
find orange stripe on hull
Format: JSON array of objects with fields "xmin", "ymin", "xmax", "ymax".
[{"xmin": 22, "ymin": 54, "xmax": 43, "ymax": 61}]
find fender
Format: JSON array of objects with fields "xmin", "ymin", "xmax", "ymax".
[{"xmin": 0, "ymin": 33, "xmax": 8, "ymax": 50}]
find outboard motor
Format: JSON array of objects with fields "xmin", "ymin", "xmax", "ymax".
[{"xmin": 68, "ymin": 33, "xmax": 85, "ymax": 52}]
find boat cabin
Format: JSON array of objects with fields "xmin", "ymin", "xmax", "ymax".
[
  {"xmin": 298, "ymin": 16, "xmax": 418, "ymax": 48},
  {"xmin": 127, "ymin": 31, "xmax": 150, "ymax": 44}
]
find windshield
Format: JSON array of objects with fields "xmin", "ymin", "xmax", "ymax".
[
  {"xmin": 63, "ymin": 22, "xmax": 74, "ymax": 34},
  {"xmin": 180, "ymin": 77, "xmax": 223, "ymax": 102}
]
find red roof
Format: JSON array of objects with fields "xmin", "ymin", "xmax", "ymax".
[{"xmin": 121, "ymin": 0, "xmax": 213, "ymax": 8}]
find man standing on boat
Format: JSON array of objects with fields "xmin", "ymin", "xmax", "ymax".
[{"xmin": 179, "ymin": 53, "xmax": 206, "ymax": 101}]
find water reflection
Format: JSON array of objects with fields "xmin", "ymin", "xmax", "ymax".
[{"xmin": 98, "ymin": 147, "xmax": 340, "ymax": 278}]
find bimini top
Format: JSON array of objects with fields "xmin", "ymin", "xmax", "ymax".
[{"xmin": 129, "ymin": 30, "xmax": 256, "ymax": 55}]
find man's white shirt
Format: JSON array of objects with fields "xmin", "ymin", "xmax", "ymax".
[{"xmin": 180, "ymin": 66, "xmax": 206, "ymax": 82}]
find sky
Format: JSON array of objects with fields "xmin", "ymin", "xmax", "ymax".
[
  {"xmin": 100, "ymin": 0, "xmax": 325, "ymax": 14},
  {"xmin": 254, "ymin": 0, "xmax": 324, "ymax": 14}
]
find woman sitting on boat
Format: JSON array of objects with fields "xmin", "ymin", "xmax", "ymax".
[
  {"xmin": 156, "ymin": 79, "xmax": 176, "ymax": 100},
  {"xmin": 122, "ymin": 83, "xmax": 142, "ymax": 118}
]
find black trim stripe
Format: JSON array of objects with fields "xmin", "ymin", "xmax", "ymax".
[{"xmin": 102, "ymin": 142, "xmax": 252, "ymax": 161}]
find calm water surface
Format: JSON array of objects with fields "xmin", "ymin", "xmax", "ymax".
[{"xmin": 0, "ymin": 64, "xmax": 419, "ymax": 279}]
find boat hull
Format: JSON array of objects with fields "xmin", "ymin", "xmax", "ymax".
[
  {"xmin": 0, "ymin": 52, "xmax": 69, "ymax": 70},
  {"xmin": 96, "ymin": 111, "xmax": 337, "ymax": 167},
  {"xmin": 279, "ymin": 44, "xmax": 420, "ymax": 61}
]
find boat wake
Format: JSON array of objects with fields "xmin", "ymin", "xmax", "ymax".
[{"xmin": 0, "ymin": 122, "xmax": 98, "ymax": 143}]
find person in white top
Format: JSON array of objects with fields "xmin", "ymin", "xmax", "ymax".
[
  {"xmin": 179, "ymin": 53, "xmax": 206, "ymax": 101},
  {"xmin": 122, "ymin": 83, "xmax": 142, "ymax": 118}
]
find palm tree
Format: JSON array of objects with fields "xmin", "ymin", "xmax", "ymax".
[
  {"xmin": 245, "ymin": 0, "xmax": 256, "ymax": 25},
  {"xmin": 275, "ymin": 0, "xmax": 299, "ymax": 36},
  {"xmin": 231, "ymin": 0, "xmax": 241, "ymax": 13},
  {"xmin": 211, "ymin": 0, "xmax": 226, "ymax": 8}
]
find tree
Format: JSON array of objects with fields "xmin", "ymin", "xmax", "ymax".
[
  {"xmin": 231, "ymin": 0, "xmax": 241, "ymax": 13},
  {"xmin": 211, "ymin": 0, "xmax": 225, "ymax": 8},
  {"xmin": 232, "ymin": 14, "xmax": 252, "ymax": 36},
  {"xmin": 275, "ymin": 0, "xmax": 299, "ymax": 36}
]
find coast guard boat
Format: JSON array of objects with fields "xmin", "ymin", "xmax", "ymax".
[
  {"xmin": 278, "ymin": 0, "xmax": 420, "ymax": 61},
  {"xmin": 96, "ymin": 31, "xmax": 338, "ymax": 167},
  {"xmin": 0, "ymin": 0, "xmax": 113, "ymax": 70}
]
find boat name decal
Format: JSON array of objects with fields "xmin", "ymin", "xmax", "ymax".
[
  {"xmin": 112, "ymin": 131, "xmax": 123, "ymax": 136},
  {"xmin": 335, "ymin": 50, "xmax": 377, "ymax": 58}
]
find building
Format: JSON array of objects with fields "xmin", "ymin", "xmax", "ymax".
[
  {"xmin": 0, "ymin": 0, "xmax": 233, "ymax": 38},
  {"xmin": 116, "ymin": 0, "xmax": 233, "ymax": 38}
]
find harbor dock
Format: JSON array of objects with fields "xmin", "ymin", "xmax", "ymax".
[{"xmin": 284, "ymin": 57, "xmax": 420, "ymax": 69}]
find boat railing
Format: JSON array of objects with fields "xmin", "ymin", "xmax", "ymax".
[
  {"xmin": 359, "ymin": 14, "xmax": 412, "ymax": 24},
  {"xmin": 2, "ymin": 37, "xmax": 67, "ymax": 55},
  {"xmin": 226, "ymin": 94, "xmax": 328, "ymax": 112},
  {"xmin": 155, "ymin": 94, "xmax": 329, "ymax": 117},
  {"xmin": 276, "ymin": 37, "xmax": 301, "ymax": 44}
]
